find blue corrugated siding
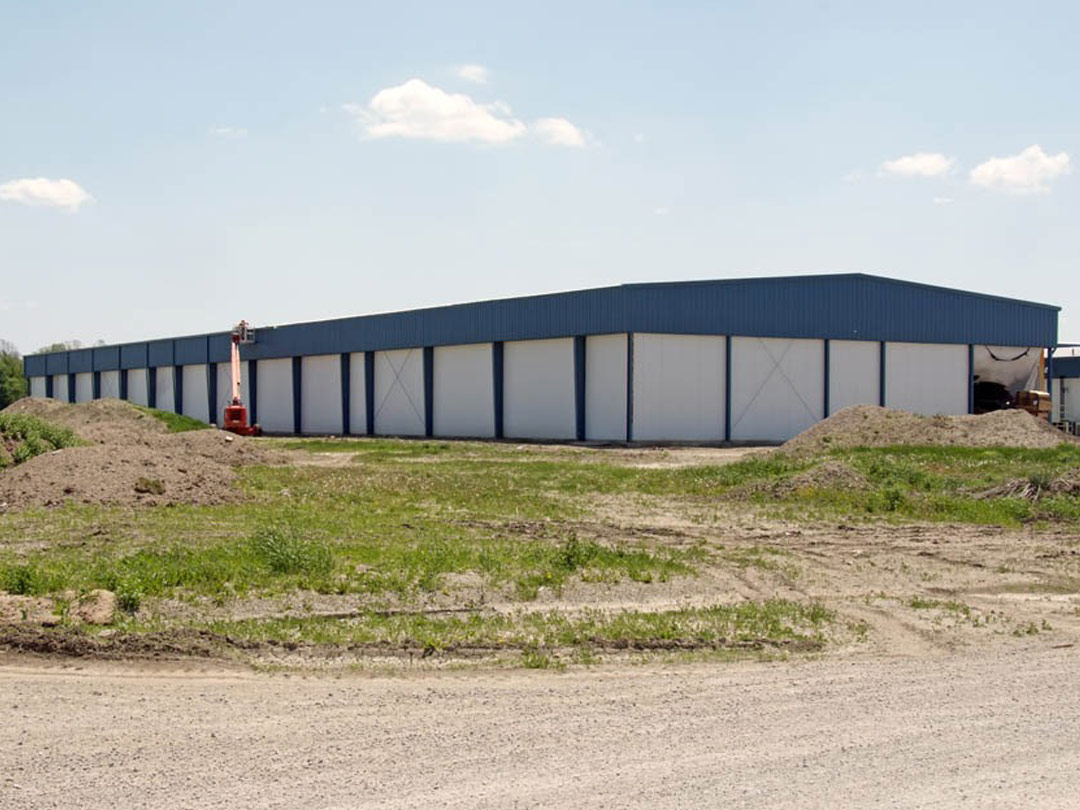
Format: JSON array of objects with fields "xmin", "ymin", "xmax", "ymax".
[
  {"xmin": 24, "ymin": 274, "xmax": 1060, "ymax": 376},
  {"xmin": 68, "ymin": 349, "xmax": 93, "ymax": 373},
  {"xmin": 174, "ymin": 336, "xmax": 209, "ymax": 366},
  {"xmin": 93, "ymin": 346, "xmax": 120, "ymax": 371},
  {"xmin": 120, "ymin": 344, "xmax": 148, "ymax": 370},
  {"xmin": 1052, "ymin": 357, "xmax": 1080, "ymax": 378}
]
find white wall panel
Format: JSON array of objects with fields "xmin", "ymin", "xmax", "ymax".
[
  {"xmin": 215, "ymin": 362, "xmax": 250, "ymax": 425},
  {"xmin": 52, "ymin": 375, "xmax": 69, "ymax": 402},
  {"xmin": 100, "ymin": 370, "xmax": 121, "ymax": 400},
  {"xmin": 504, "ymin": 338, "xmax": 576, "ymax": 440},
  {"xmin": 349, "ymin": 353, "xmax": 367, "ymax": 435},
  {"xmin": 74, "ymin": 372, "xmax": 93, "ymax": 403},
  {"xmin": 433, "ymin": 344, "xmax": 494, "ymax": 437},
  {"xmin": 586, "ymin": 334, "xmax": 627, "ymax": 441},
  {"xmin": 257, "ymin": 358, "xmax": 294, "ymax": 433},
  {"xmin": 155, "ymin": 366, "xmax": 175, "ymax": 413},
  {"xmin": 30, "ymin": 377, "xmax": 46, "ymax": 398},
  {"xmin": 374, "ymin": 348, "xmax": 425, "ymax": 436},
  {"xmin": 181, "ymin": 365, "xmax": 210, "ymax": 423},
  {"xmin": 127, "ymin": 369, "xmax": 149, "ymax": 406},
  {"xmin": 828, "ymin": 340, "xmax": 880, "ymax": 415},
  {"xmin": 732, "ymin": 337, "xmax": 824, "ymax": 442},
  {"xmin": 301, "ymin": 354, "xmax": 342, "ymax": 434},
  {"xmin": 885, "ymin": 342, "xmax": 968, "ymax": 416},
  {"xmin": 632, "ymin": 334, "xmax": 725, "ymax": 441}
]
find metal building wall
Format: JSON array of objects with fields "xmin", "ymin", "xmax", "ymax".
[
  {"xmin": 631, "ymin": 334, "xmax": 726, "ymax": 441},
  {"xmin": 585, "ymin": 334, "xmax": 627, "ymax": 441},
  {"xmin": 884, "ymin": 343, "xmax": 969, "ymax": 416},
  {"xmin": 155, "ymin": 366, "xmax": 176, "ymax": 413},
  {"xmin": 29, "ymin": 377, "xmax": 47, "ymax": 398},
  {"xmin": 828, "ymin": 340, "xmax": 880, "ymax": 415},
  {"xmin": 182, "ymin": 365, "xmax": 210, "ymax": 423},
  {"xmin": 503, "ymin": 338, "xmax": 576, "ymax": 440},
  {"xmin": 373, "ymin": 348, "xmax": 425, "ymax": 436},
  {"xmin": 348, "ymin": 353, "xmax": 367, "ymax": 435},
  {"xmin": 101, "ymin": 370, "xmax": 121, "ymax": 399},
  {"xmin": 730, "ymin": 337, "xmax": 824, "ymax": 442},
  {"xmin": 256, "ymin": 358, "xmax": 294, "ymax": 433},
  {"xmin": 433, "ymin": 344, "xmax": 495, "ymax": 438},
  {"xmin": 74, "ymin": 373, "xmax": 93, "ymax": 403},
  {"xmin": 127, "ymin": 369, "xmax": 149, "ymax": 406},
  {"xmin": 301, "ymin": 354, "xmax": 343, "ymax": 434}
]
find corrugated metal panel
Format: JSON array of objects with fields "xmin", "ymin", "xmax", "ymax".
[
  {"xmin": 93, "ymin": 345, "xmax": 120, "ymax": 371},
  {"xmin": 45, "ymin": 353, "xmax": 69, "ymax": 375},
  {"xmin": 23, "ymin": 354, "xmax": 46, "ymax": 377},
  {"xmin": 25, "ymin": 274, "xmax": 1060, "ymax": 375},
  {"xmin": 148, "ymin": 340, "xmax": 174, "ymax": 368},
  {"xmin": 174, "ymin": 336, "xmax": 209, "ymax": 366},
  {"xmin": 68, "ymin": 349, "xmax": 93, "ymax": 373},
  {"xmin": 1052, "ymin": 357, "xmax": 1080, "ymax": 378},
  {"xmin": 120, "ymin": 343, "xmax": 148, "ymax": 370}
]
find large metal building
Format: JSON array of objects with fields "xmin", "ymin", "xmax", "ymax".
[{"xmin": 24, "ymin": 273, "xmax": 1060, "ymax": 442}]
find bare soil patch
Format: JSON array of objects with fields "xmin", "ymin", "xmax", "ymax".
[
  {"xmin": 0, "ymin": 399, "xmax": 278, "ymax": 510},
  {"xmin": 782, "ymin": 405, "xmax": 1076, "ymax": 455}
]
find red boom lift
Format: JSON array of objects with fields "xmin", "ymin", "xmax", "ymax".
[{"xmin": 222, "ymin": 320, "xmax": 261, "ymax": 436}]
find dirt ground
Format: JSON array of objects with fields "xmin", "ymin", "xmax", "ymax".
[
  {"xmin": 0, "ymin": 399, "xmax": 276, "ymax": 509},
  {"xmin": 2, "ymin": 643, "xmax": 1078, "ymax": 809}
]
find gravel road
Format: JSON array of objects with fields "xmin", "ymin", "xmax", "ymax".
[{"xmin": 3, "ymin": 644, "xmax": 1079, "ymax": 809}]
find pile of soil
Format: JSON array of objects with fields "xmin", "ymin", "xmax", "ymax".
[
  {"xmin": 782, "ymin": 405, "xmax": 1076, "ymax": 455},
  {"xmin": 0, "ymin": 399, "xmax": 279, "ymax": 510}
]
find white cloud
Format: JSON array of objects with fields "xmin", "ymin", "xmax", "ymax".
[
  {"xmin": 346, "ymin": 78, "xmax": 527, "ymax": 144},
  {"xmin": 653, "ymin": 206, "xmax": 669, "ymax": 216},
  {"xmin": 0, "ymin": 177, "xmax": 93, "ymax": 211},
  {"xmin": 456, "ymin": 64, "xmax": 488, "ymax": 84},
  {"xmin": 210, "ymin": 126, "xmax": 248, "ymax": 139},
  {"xmin": 933, "ymin": 196, "xmax": 954, "ymax": 205},
  {"xmin": 880, "ymin": 152, "xmax": 955, "ymax": 178},
  {"xmin": 970, "ymin": 145, "xmax": 1071, "ymax": 194},
  {"xmin": 533, "ymin": 117, "xmax": 587, "ymax": 147}
]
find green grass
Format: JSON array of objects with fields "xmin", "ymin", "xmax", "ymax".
[
  {"xmin": 203, "ymin": 599, "xmax": 834, "ymax": 653},
  {"xmin": 0, "ymin": 412, "xmax": 83, "ymax": 468},
  {"xmin": 134, "ymin": 406, "xmax": 209, "ymax": 433}
]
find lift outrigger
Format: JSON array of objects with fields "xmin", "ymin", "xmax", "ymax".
[{"xmin": 222, "ymin": 320, "xmax": 261, "ymax": 436}]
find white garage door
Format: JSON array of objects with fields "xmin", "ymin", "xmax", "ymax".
[
  {"xmin": 433, "ymin": 344, "xmax": 494, "ymax": 438},
  {"xmin": 504, "ymin": 338, "xmax": 576, "ymax": 440},
  {"xmin": 257, "ymin": 358, "xmax": 294, "ymax": 433},
  {"xmin": 586, "ymin": 334, "xmax": 627, "ymax": 441},
  {"xmin": 374, "ymin": 348, "xmax": 425, "ymax": 436},
  {"xmin": 731, "ymin": 337, "xmax": 824, "ymax": 442},
  {"xmin": 632, "ymin": 334, "xmax": 725, "ymax": 441},
  {"xmin": 301, "ymin": 354, "xmax": 343, "ymax": 434}
]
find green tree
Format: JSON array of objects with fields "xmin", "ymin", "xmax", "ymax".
[{"xmin": 0, "ymin": 340, "xmax": 28, "ymax": 409}]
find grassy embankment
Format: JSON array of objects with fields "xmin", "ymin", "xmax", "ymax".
[{"xmin": 2, "ymin": 435, "xmax": 1078, "ymax": 663}]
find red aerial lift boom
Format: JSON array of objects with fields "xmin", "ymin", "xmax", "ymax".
[{"xmin": 222, "ymin": 320, "xmax": 261, "ymax": 436}]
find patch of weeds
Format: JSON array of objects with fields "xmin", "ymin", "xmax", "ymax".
[
  {"xmin": 249, "ymin": 522, "xmax": 334, "ymax": 576},
  {"xmin": 1, "ymin": 563, "xmax": 43, "ymax": 595},
  {"xmin": 116, "ymin": 583, "xmax": 142, "ymax": 614},
  {"xmin": 0, "ymin": 413, "xmax": 83, "ymax": 468},
  {"xmin": 134, "ymin": 406, "xmax": 209, "ymax": 433}
]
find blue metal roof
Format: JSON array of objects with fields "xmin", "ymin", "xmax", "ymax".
[{"xmin": 24, "ymin": 273, "xmax": 1060, "ymax": 377}]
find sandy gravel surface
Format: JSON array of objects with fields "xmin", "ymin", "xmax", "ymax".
[{"xmin": 3, "ymin": 644, "xmax": 1078, "ymax": 809}]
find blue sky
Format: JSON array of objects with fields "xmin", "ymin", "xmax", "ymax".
[{"xmin": 2, "ymin": 1, "xmax": 1078, "ymax": 353}]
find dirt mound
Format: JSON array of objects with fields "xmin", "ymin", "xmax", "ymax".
[
  {"xmin": 780, "ymin": 461, "xmax": 869, "ymax": 493},
  {"xmin": 782, "ymin": 405, "xmax": 1076, "ymax": 455},
  {"xmin": 0, "ymin": 399, "xmax": 279, "ymax": 510},
  {"xmin": 3, "ymin": 397, "xmax": 169, "ymax": 444}
]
